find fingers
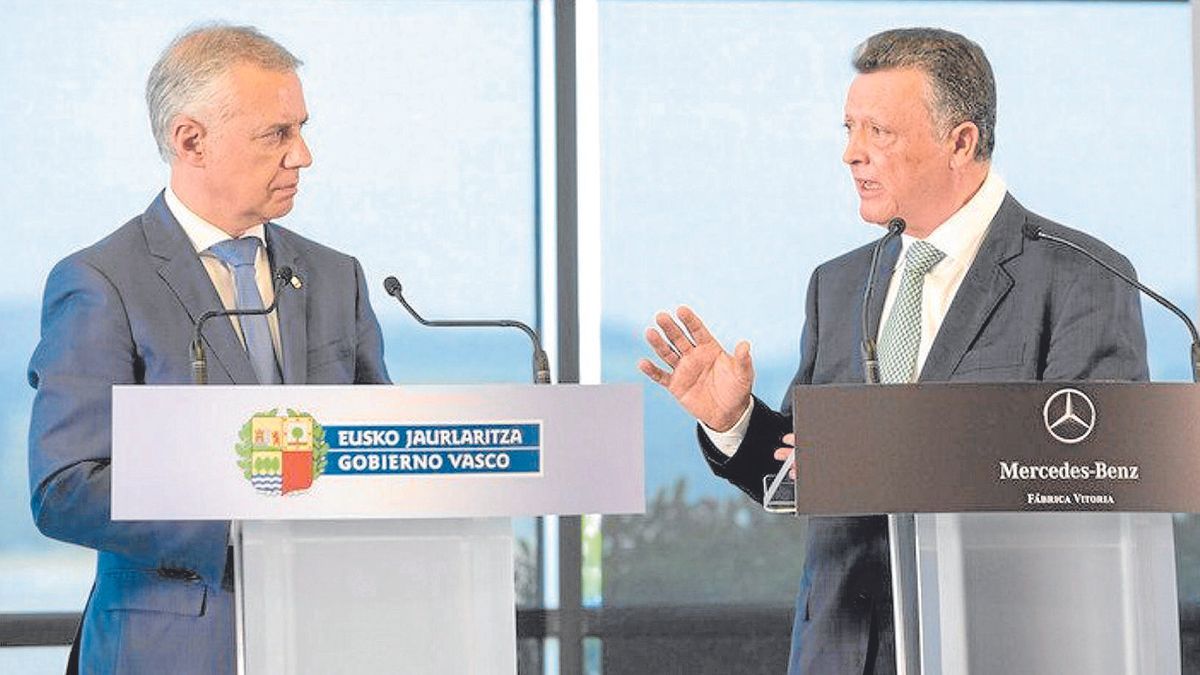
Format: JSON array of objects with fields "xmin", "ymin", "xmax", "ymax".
[
  {"xmin": 732, "ymin": 340, "xmax": 754, "ymax": 380},
  {"xmin": 773, "ymin": 433, "xmax": 796, "ymax": 459},
  {"xmin": 772, "ymin": 446, "xmax": 798, "ymax": 479},
  {"xmin": 774, "ymin": 433, "xmax": 798, "ymax": 478},
  {"xmin": 637, "ymin": 358, "xmax": 670, "ymax": 387},
  {"xmin": 676, "ymin": 306, "xmax": 715, "ymax": 346},
  {"xmin": 655, "ymin": 311, "xmax": 696, "ymax": 355},
  {"xmin": 645, "ymin": 327, "xmax": 680, "ymax": 367}
]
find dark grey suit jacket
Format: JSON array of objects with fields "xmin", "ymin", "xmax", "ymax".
[
  {"xmin": 28, "ymin": 193, "xmax": 391, "ymax": 674},
  {"xmin": 699, "ymin": 194, "xmax": 1149, "ymax": 675}
]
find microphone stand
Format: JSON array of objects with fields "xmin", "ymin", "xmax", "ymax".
[
  {"xmin": 862, "ymin": 218, "xmax": 907, "ymax": 383},
  {"xmin": 186, "ymin": 264, "xmax": 295, "ymax": 675},
  {"xmin": 190, "ymin": 266, "xmax": 295, "ymax": 385},
  {"xmin": 763, "ymin": 219, "xmax": 908, "ymax": 510},
  {"xmin": 382, "ymin": 276, "xmax": 552, "ymax": 385},
  {"xmin": 1025, "ymin": 224, "xmax": 1200, "ymax": 383},
  {"xmin": 850, "ymin": 218, "xmax": 921, "ymax": 675}
]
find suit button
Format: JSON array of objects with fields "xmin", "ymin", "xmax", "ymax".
[{"xmin": 157, "ymin": 567, "xmax": 200, "ymax": 581}]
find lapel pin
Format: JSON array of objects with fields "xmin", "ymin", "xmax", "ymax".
[{"xmin": 290, "ymin": 274, "xmax": 303, "ymax": 290}]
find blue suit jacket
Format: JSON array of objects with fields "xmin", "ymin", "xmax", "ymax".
[
  {"xmin": 700, "ymin": 194, "xmax": 1149, "ymax": 675},
  {"xmin": 28, "ymin": 193, "xmax": 390, "ymax": 674}
]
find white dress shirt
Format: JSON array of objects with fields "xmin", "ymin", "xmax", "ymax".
[
  {"xmin": 164, "ymin": 186, "xmax": 283, "ymax": 358},
  {"xmin": 705, "ymin": 171, "xmax": 1009, "ymax": 457}
]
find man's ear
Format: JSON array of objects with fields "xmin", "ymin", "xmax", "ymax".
[
  {"xmin": 948, "ymin": 121, "xmax": 980, "ymax": 168},
  {"xmin": 170, "ymin": 115, "xmax": 207, "ymax": 166}
]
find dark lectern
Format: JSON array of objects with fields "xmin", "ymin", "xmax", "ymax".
[{"xmin": 793, "ymin": 382, "xmax": 1190, "ymax": 675}]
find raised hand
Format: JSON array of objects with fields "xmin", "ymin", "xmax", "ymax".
[{"xmin": 638, "ymin": 306, "xmax": 754, "ymax": 432}]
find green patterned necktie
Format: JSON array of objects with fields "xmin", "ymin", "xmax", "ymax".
[{"xmin": 877, "ymin": 240, "xmax": 945, "ymax": 384}]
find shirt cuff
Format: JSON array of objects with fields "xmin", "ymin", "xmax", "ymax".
[{"xmin": 699, "ymin": 399, "xmax": 755, "ymax": 458}]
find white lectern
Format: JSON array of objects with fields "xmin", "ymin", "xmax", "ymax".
[{"xmin": 111, "ymin": 384, "xmax": 644, "ymax": 675}]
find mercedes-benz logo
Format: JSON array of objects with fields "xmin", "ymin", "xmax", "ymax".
[{"xmin": 1042, "ymin": 388, "xmax": 1096, "ymax": 445}]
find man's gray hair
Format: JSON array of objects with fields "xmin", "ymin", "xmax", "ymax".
[
  {"xmin": 853, "ymin": 28, "xmax": 995, "ymax": 161},
  {"xmin": 146, "ymin": 23, "xmax": 301, "ymax": 162}
]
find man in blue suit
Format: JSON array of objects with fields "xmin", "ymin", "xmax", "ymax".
[
  {"xmin": 639, "ymin": 28, "xmax": 1147, "ymax": 674},
  {"xmin": 27, "ymin": 24, "xmax": 389, "ymax": 674}
]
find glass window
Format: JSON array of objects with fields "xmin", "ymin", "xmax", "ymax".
[{"xmin": 0, "ymin": 647, "xmax": 71, "ymax": 675}]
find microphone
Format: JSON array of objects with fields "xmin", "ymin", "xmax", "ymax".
[
  {"xmin": 190, "ymin": 266, "xmax": 296, "ymax": 385},
  {"xmin": 1023, "ymin": 223, "xmax": 1200, "ymax": 383},
  {"xmin": 382, "ymin": 276, "xmax": 552, "ymax": 384},
  {"xmin": 860, "ymin": 218, "xmax": 907, "ymax": 384}
]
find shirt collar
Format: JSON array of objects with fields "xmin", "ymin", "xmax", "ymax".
[
  {"xmin": 899, "ymin": 170, "xmax": 1007, "ymax": 266},
  {"xmin": 164, "ymin": 185, "xmax": 267, "ymax": 255}
]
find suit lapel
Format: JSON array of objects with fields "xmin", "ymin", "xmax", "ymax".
[
  {"xmin": 265, "ymin": 223, "xmax": 308, "ymax": 385},
  {"xmin": 918, "ymin": 194, "xmax": 1025, "ymax": 381},
  {"xmin": 144, "ymin": 193, "xmax": 258, "ymax": 385}
]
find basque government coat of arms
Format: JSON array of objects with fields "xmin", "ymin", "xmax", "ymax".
[{"xmin": 235, "ymin": 409, "xmax": 328, "ymax": 496}]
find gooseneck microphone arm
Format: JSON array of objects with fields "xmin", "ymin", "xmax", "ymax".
[
  {"xmin": 1023, "ymin": 223, "xmax": 1200, "ymax": 383},
  {"xmin": 860, "ymin": 218, "xmax": 907, "ymax": 384},
  {"xmin": 383, "ymin": 276, "xmax": 552, "ymax": 384},
  {"xmin": 190, "ymin": 266, "xmax": 295, "ymax": 385}
]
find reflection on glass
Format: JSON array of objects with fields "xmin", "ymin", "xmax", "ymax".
[
  {"xmin": 515, "ymin": 516, "xmax": 541, "ymax": 609},
  {"xmin": 584, "ymin": 637, "xmax": 603, "ymax": 675},
  {"xmin": 517, "ymin": 638, "xmax": 544, "ymax": 675}
]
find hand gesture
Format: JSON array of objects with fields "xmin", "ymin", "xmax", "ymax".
[{"xmin": 638, "ymin": 306, "xmax": 753, "ymax": 432}]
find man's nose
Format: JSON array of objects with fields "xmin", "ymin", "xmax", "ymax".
[
  {"xmin": 285, "ymin": 133, "xmax": 313, "ymax": 169},
  {"xmin": 842, "ymin": 130, "xmax": 865, "ymax": 166}
]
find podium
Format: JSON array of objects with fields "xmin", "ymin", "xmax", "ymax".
[
  {"xmin": 791, "ymin": 382, "xmax": 1194, "ymax": 674},
  {"xmin": 111, "ymin": 384, "xmax": 643, "ymax": 675}
]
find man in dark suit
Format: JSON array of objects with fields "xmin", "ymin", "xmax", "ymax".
[
  {"xmin": 639, "ymin": 28, "xmax": 1147, "ymax": 674},
  {"xmin": 27, "ymin": 24, "xmax": 389, "ymax": 674}
]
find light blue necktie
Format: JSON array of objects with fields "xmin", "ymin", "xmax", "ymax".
[
  {"xmin": 877, "ymin": 240, "xmax": 945, "ymax": 384},
  {"xmin": 208, "ymin": 237, "xmax": 282, "ymax": 385}
]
